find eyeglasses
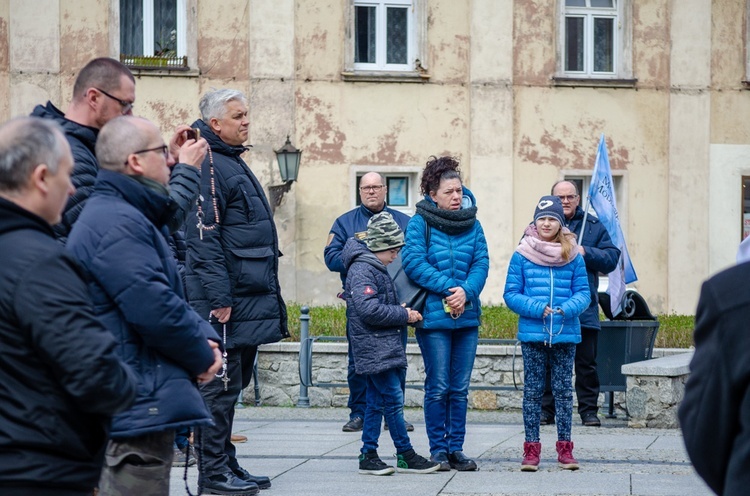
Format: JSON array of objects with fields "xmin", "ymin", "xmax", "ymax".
[
  {"xmin": 359, "ymin": 185, "xmax": 385, "ymax": 192},
  {"xmin": 125, "ymin": 145, "xmax": 169, "ymax": 164},
  {"xmin": 556, "ymin": 194, "xmax": 579, "ymax": 202},
  {"xmin": 95, "ymin": 87, "xmax": 134, "ymax": 114}
]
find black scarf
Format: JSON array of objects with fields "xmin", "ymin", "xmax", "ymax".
[{"xmin": 415, "ymin": 199, "xmax": 477, "ymax": 235}]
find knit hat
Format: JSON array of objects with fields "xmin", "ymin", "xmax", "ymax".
[
  {"xmin": 365, "ymin": 212, "xmax": 405, "ymax": 252},
  {"xmin": 533, "ymin": 195, "xmax": 565, "ymax": 225}
]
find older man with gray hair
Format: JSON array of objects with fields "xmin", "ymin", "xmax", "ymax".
[
  {"xmin": 185, "ymin": 89, "xmax": 289, "ymax": 495},
  {"xmin": 0, "ymin": 117, "xmax": 136, "ymax": 495}
]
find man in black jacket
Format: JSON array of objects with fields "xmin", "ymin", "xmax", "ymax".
[
  {"xmin": 185, "ymin": 88, "xmax": 289, "ymax": 495},
  {"xmin": 0, "ymin": 116, "xmax": 137, "ymax": 496},
  {"xmin": 679, "ymin": 261, "xmax": 750, "ymax": 496},
  {"xmin": 31, "ymin": 57, "xmax": 203, "ymax": 242}
]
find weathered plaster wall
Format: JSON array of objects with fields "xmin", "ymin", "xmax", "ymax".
[{"xmin": 0, "ymin": 0, "xmax": 10, "ymax": 121}]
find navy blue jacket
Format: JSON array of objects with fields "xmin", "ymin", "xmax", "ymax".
[
  {"xmin": 564, "ymin": 206, "xmax": 620, "ymax": 330},
  {"xmin": 0, "ymin": 198, "xmax": 136, "ymax": 493},
  {"xmin": 343, "ymin": 238, "xmax": 408, "ymax": 375},
  {"xmin": 185, "ymin": 119, "xmax": 289, "ymax": 348},
  {"xmin": 325, "ymin": 203, "xmax": 411, "ymax": 287},
  {"xmin": 67, "ymin": 170, "xmax": 219, "ymax": 438}
]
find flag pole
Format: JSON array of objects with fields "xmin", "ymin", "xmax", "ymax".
[{"xmin": 578, "ymin": 134, "xmax": 605, "ymax": 245}]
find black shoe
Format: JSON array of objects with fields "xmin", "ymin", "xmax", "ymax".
[
  {"xmin": 581, "ymin": 413, "xmax": 601, "ymax": 427},
  {"xmin": 540, "ymin": 412, "xmax": 555, "ymax": 425},
  {"xmin": 358, "ymin": 451, "xmax": 395, "ymax": 475},
  {"xmin": 202, "ymin": 472, "xmax": 259, "ymax": 495},
  {"xmin": 342, "ymin": 416, "xmax": 363, "ymax": 432},
  {"xmin": 396, "ymin": 449, "xmax": 441, "ymax": 474},
  {"xmin": 232, "ymin": 466, "xmax": 271, "ymax": 489},
  {"xmin": 383, "ymin": 420, "xmax": 415, "ymax": 432},
  {"xmin": 430, "ymin": 451, "xmax": 451, "ymax": 471},
  {"xmin": 448, "ymin": 450, "xmax": 478, "ymax": 471}
]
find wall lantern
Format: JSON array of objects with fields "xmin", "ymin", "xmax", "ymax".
[{"xmin": 269, "ymin": 135, "xmax": 302, "ymax": 212}]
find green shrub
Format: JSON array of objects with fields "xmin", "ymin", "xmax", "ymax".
[{"xmin": 284, "ymin": 303, "xmax": 695, "ymax": 349}]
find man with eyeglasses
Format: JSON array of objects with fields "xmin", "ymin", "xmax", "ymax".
[
  {"xmin": 324, "ymin": 172, "xmax": 411, "ymax": 432},
  {"xmin": 540, "ymin": 180, "xmax": 620, "ymax": 428},
  {"xmin": 31, "ymin": 57, "xmax": 205, "ymax": 243},
  {"xmin": 66, "ymin": 116, "xmax": 223, "ymax": 496}
]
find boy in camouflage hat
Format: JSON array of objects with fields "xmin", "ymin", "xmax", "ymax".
[{"xmin": 340, "ymin": 212, "xmax": 438, "ymax": 475}]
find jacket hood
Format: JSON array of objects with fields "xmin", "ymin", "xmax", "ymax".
[
  {"xmin": 342, "ymin": 237, "xmax": 385, "ymax": 273},
  {"xmin": 30, "ymin": 101, "xmax": 98, "ymax": 153},
  {"xmin": 0, "ymin": 197, "xmax": 54, "ymax": 238},
  {"xmin": 93, "ymin": 169, "xmax": 176, "ymax": 228},
  {"xmin": 191, "ymin": 119, "xmax": 249, "ymax": 157}
]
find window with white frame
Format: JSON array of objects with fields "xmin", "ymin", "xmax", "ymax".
[
  {"xmin": 119, "ymin": 0, "xmax": 189, "ymax": 69},
  {"xmin": 557, "ymin": 0, "xmax": 633, "ymax": 80},
  {"xmin": 345, "ymin": 0, "xmax": 427, "ymax": 79}
]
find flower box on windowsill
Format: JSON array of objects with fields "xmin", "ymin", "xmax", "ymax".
[{"xmin": 120, "ymin": 54, "xmax": 189, "ymax": 71}]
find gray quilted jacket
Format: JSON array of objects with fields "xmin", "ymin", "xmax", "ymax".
[{"xmin": 342, "ymin": 238, "xmax": 408, "ymax": 375}]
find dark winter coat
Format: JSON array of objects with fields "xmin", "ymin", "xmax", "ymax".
[
  {"xmin": 325, "ymin": 203, "xmax": 411, "ymax": 287},
  {"xmin": 562, "ymin": 206, "xmax": 620, "ymax": 329},
  {"xmin": 31, "ymin": 101, "xmax": 202, "ymax": 241},
  {"xmin": 679, "ymin": 261, "xmax": 750, "ymax": 496},
  {"xmin": 185, "ymin": 119, "xmax": 289, "ymax": 348},
  {"xmin": 342, "ymin": 238, "xmax": 409, "ymax": 375},
  {"xmin": 67, "ymin": 170, "xmax": 219, "ymax": 438},
  {"xmin": 0, "ymin": 197, "xmax": 136, "ymax": 493}
]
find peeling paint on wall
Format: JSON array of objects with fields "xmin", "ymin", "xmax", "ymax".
[{"xmin": 297, "ymin": 92, "xmax": 346, "ymax": 163}]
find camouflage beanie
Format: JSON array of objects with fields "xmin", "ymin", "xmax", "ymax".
[{"xmin": 365, "ymin": 212, "xmax": 405, "ymax": 252}]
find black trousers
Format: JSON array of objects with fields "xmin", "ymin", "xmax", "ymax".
[
  {"xmin": 541, "ymin": 326, "xmax": 600, "ymax": 417},
  {"xmin": 197, "ymin": 345, "xmax": 257, "ymax": 478}
]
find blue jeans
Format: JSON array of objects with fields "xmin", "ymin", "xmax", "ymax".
[
  {"xmin": 521, "ymin": 342, "xmax": 576, "ymax": 442},
  {"xmin": 416, "ymin": 327, "xmax": 478, "ymax": 455},
  {"xmin": 361, "ymin": 368, "xmax": 412, "ymax": 454}
]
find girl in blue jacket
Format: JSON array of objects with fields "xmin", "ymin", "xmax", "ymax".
[
  {"xmin": 401, "ymin": 156, "xmax": 489, "ymax": 472},
  {"xmin": 503, "ymin": 196, "xmax": 589, "ymax": 472}
]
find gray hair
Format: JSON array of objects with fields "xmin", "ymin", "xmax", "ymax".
[
  {"xmin": 96, "ymin": 116, "xmax": 152, "ymax": 172},
  {"xmin": 0, "ymin": 117, "xmax": 67, "ymax": 193},
  {"xmin": 199, "ymin": 88, "xmax": 247, "ymax": 121}
]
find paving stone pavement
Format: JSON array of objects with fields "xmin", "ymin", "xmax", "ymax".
[{"xmin": 169, "ymin": 406, "xmax": 712, "ymax": 496}]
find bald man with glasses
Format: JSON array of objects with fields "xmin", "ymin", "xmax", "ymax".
[
  {"xmin": 31, "ymin": 57, "xmax": 205, "ymax": 243},
  {"xmin": 325, "ymin": 172, "xmax": 412, "ymax": 432}
]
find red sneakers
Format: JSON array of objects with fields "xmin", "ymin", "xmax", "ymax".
[
  {"xmin": 521, "ymin": 442, "xmax": 541, "ymax": 472},
  {"xmin": 556, "ymin": 440, "xmax": 579, "ymax": 470}
]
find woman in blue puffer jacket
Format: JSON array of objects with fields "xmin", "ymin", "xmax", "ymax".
[
  {"xmin": 401, "ymin": 156, "xmax": 489, "ymax": 472},
  {"xmin": 503, "ymin": 195, "xmax": 589, "ymax": 473}
]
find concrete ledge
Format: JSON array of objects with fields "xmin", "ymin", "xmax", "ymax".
[{"xmin": 621, "ymin": 351, "xmax": 693, "ymax": 376}]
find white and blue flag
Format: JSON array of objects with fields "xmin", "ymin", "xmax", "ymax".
[{"xmin": 587, "ymin": 134, "xmax": 637, "ymax": 316}]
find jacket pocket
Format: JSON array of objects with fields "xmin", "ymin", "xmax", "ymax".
[{"xmin": 228, "ymin": 246, "xmax": 274, "ymax": 295}]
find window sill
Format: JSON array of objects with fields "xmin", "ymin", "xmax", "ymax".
[
  {"xmin": 129, "ymin": 67, "xmax": 200, "ymax": 78},
  {"xmin": 341, "ymin": 71, "xmax": 430, "ymax": 83},
  {"xmin": 551, "ymin": 76, "xmax": 638, "ymax": 89}
]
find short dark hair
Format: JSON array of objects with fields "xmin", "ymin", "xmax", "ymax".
[
  {"xmin": 72, "ymin": 58, "xmax": 135, "ymax": 100},
  {"xmin": 420, "ymin": 156, "xmax": 462, "ymax": 196},
  {"xmin": 0, "ymin": 117, "xmax": 67, "ymax": 193}
]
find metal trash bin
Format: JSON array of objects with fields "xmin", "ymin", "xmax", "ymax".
[{"xmin": 596, "ymin": 290, "xmax": 660, "ymax": 417}]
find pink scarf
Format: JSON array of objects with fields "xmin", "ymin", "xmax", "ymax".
[{"xmin": 515, "ymin": 224, "xmax": 579, "ymax": 267}]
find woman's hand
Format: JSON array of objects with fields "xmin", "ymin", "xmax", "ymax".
[
  {"xmin": 446, "ymin": 286, "xmax": 467, "ymax": 309},
  {"xmin": 543, "ymin": 306, "xmax": 554, "ymax": 317}
]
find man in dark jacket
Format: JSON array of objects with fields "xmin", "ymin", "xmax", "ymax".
[
  {"xmin": 324, "ymin": 171, "xmax": 411, "ymax": 432},
  {"xmin": 541, "ymin": 180, "xmax": 620, "ymax": 427},
  {"xmin": 30, "ymin": 57, "xmax": 205, "ymax": 242},
  {"xmin": 0, "ymin": 116, "xmax": 137, "ymax": 495},
  {"xmin": 185, "ymin": 88, "xmax": 289, "ymax": 495},
  {"xmin": 66, "ymin": 115, "xmax": 222, "ymax": 496},
  {"xmin": 679, "ymin": 262, "xmax": 750, "ymax": 496}
]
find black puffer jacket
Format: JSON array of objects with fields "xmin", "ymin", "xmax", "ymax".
[
  {"xmin": 342, "ymin": 238, "xmax": 408, "ymax": 375},
  {"xmin": 185, "ymin": 119, "xmax": 289, "ymax": 347},
  {"xmin": 0, "ymin": 197, "xmax": 137, "ymax": 494}
]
